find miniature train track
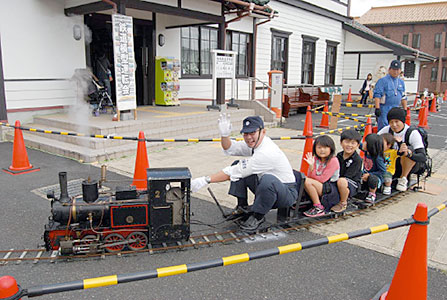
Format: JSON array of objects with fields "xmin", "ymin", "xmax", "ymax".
[{"xmin": 0, "ymin": 190, "xmax": 409, "ymax": 265}]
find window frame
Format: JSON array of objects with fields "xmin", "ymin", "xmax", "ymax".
[
  {"xmin": 431, "ymin": 67, "xmax": 438, "ymax": 82},
  {"xmin": 442, "ymin": 67, "xmax": 447, "ymax": 82},
  {"xmin": 324, "ymin": 40, "xmax": 339, "ymax": 85},
  {"xmin": 434, "ymin": 33, "xmax": 442, "ymax": 49},
  {"xmin": 226, "ymin": 30, "xmax": 252, "ymax": 78},
  {"xmin": 412, "ymin": 33, "xmax": 421, "ymax": 49},
  {"xmin": 270, "ymin": 29, "xmax": 291, "ymax": 83},
  {"xmin": 402, "ymin": 34, "xmax": 408, "ymax": 45},
  {"xmin": 301, "ymin": 35, "xmax": 318, "ymax": 85},
  {"xmin": 180, "ymin": 26, "xmax": 218, "ymax": 79}
]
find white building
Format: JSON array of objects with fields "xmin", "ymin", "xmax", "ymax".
[{"xmin": 0, "ymin": 0, "xmax": 355, "ymax": 123}]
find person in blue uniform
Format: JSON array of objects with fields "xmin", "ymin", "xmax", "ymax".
[{"xmin": 373, "ymin": 60, "xmax": 407, "ymax": 130}]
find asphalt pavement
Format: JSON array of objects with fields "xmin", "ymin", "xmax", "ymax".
[{"xmin": 1, "ymin": 141, "xmax": 447, "ymax": 299}]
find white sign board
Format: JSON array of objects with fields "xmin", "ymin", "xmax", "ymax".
[
  {"xmin": 112, "ymin": 14, "xmax": 137, "ymax": 111},
  {"xmin": 215, "ymin": 56, "xmax": 235, "ymax": 79}
]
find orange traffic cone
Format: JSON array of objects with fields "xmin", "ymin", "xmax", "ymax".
[
  {"xmin": 360, "ymin": 117, "xmax": 372, "ymax": 159},
  {"xmin": 0, "ymin": 275, "xmax": 21, "ymax": 299},
  {"xmin": 317, "ymin": 101, "xmax": 329, "ymax": 128},
  {"xmin": 429, "ymin": 97, "xmax": 437, "ymax": 113},
  {"xmin": 131, "ymin": 131, "xmax": 149, "ymax": 190},
  {"xmin": 412, "ymin": 93, "xmax": 419, "ymax": 108},
  {"xmin": 405, "ymin": 108, "xmax": 411, "ymax": 126},
  {"xmin": 416, "ymin": 98, "xmax": 425, "ymax": 121},
  {"xmin": 377, "ymin": 203, "xmax": 428, "ymax": 300},
  {"xmin": 444, "ymin": 90, "xmax": 446, "ymax": 101},
  {"xmin": 300, "ymin": 107, "xmax": 314, "ymax": 174},
  {"xmin": 2, "ymin": 121, "xmax": 40, "ymax": 175},
  {"xmin": 418, "ymin": 101, "xmax": 429, "ymax": 129},
  {"xmin": 347, "ymin": 88, "xmax": 353, "ymax": 102}
]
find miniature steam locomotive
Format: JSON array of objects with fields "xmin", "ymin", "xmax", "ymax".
[{"xmin": 44, "ymin": 168, "xmax": 191, "ymax": 255}]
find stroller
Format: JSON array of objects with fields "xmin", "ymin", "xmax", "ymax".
[{"xmin": 88, "ymin": 78, "xmax": 116, "ymax": 116}]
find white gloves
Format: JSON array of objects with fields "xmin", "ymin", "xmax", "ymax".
[
  {"xmin": 218, "ymin": 113, "xmax": 232, "ymax": 137},
  {"xmin": 191, "ymin": 176, "xmax": 209, "ymax": 193}
]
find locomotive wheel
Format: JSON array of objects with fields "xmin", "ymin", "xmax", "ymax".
[
  {"xmin": 104, "ymin": 233, "xmax": 125, "ymax": 253},
  {"xmin": 127, "ymin": 232, "xmax": 148, "ymax": 251}
]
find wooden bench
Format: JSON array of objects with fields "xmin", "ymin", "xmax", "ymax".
[
  {"xmin": 299, "ymin": 87, "xmax": 330, "ymax": 107},
  {"xmin": 282, "ymin": 86, "xmax": 331, "ymax": 117},
  {"xmin": 282, "ymin": 88, "xmax": 311, "ymax": 117}
]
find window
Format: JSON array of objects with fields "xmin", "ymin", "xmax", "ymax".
[
  {"xmin": 435, "ymin": 33, "xmax": 442, "ymax": 48},
  {"xmin": 271, "ymin": 30, "xmax": 290, "ymax": 82},
  {"xmin": 431, "ymin": 67, "xmax": 438, "ymax": 82},
  {"xmin": 325, "ymin": 41, "xmax": 338, "ymax": 85},
  {"xmin": 402, "ymin": 34, "xmax": 408, "ymax": 45},
  {"xmin": 412, "ymin": 33, "xmax": 421, "ymax": 49},
  {"xmin": 442, "ymin": 67, "xmax": 447, "ymax": 82},
  {"xmin": 404, "ymin": 60, "xmax": 416, "ymax": 78},
  {"xmin": 181, "ymin": 26, "xmax": 217, "ymax": 77},
  {"xmin": 226, "ymin": 31, "xmax": 250, "ymax": 77},
  {"xmin": 302, "ymin": 35, "xmax": 318, "ymax": 84}
]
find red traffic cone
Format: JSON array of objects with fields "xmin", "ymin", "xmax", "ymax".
[
  {"xmin": 378, "ymin": 203, "xmax": 428, "ymax": 300},
  {"xmin": 347, "ymin": 88, "xmax": 353, "ymax": 102},
  {"xmin": 131, "ymin": 131, "xmax": 150, "ymax": 190},
  {"xmin": 429, "ymin": 97, "xmax": 437, "ymax": 113},
  {"xmin": 418, "ymin": 101, "xmax": 429, "ymax": 129},
  {"xmin": 0, "ymin": 276, "xmax": 21, "ymax": 299},
  {"xmin": 300, "ymin": 107, "xmax": 314, "ymax": 174},
  {"xmin": 360, "ymin": 117, "xmax": 372, "ymax": 159},
  {"xmin": 3, "ymin": 121, "xmax": 40, "ymax": 175},
  {"xmin": 405, "ymin": 108, "xmax": 411, "ymax": 126},
  {"xmin": 302, "ymin": 106, "xmax": 313, "ymax": 137},
  {"xmin": 412, "ymin": 93, "xmax": 419, "ymax": 108},
  {"xmin": 317, "ymin": 101, "xmax": 329, "ymax": 128}
]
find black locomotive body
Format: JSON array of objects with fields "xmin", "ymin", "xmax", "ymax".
[{"xmin": 44, "ymin": 168, "xmax": 191, "ymax": 255}]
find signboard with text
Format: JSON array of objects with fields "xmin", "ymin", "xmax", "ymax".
[
  {"xmin": 215, "ymin": 55, "xmax": 235, "ymax": 79},
  {"xmin": 112, "ymin": 14, "xmax": 137, "ymax": 111}
]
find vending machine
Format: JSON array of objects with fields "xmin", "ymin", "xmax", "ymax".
[{"xmin": 155, "ymin": 57, "xmax": 180, "ymax": 106}]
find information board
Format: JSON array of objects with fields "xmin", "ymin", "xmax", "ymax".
[
  {"xmin": 112, "ymin": 14, "xmax": 137, "ymax": 111},
  {"xmin": 215, "ymin": 56, "xmax": 235, "ymax": 79}
]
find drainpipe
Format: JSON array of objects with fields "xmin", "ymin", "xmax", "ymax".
[{"xmin": 102, "ymin": 0, "xmax": 117, "ymax": 13}]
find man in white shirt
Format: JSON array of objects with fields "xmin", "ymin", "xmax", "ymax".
[
  {"xmin": 378, "ymin": 107, "xmax": 427, "ymax": 191},
  {"xmin": 191, "ymin": 115, "xmax": 298, "ymax": 232}
]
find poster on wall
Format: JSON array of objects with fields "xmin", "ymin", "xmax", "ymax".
[{"xmin": 112, "ymin": 14, "xmax": 137, "ymax": 111}]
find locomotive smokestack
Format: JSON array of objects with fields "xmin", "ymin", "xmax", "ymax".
[{"xmin": 58, "ymin": 172, "xmax": 70, "ymax": 203}]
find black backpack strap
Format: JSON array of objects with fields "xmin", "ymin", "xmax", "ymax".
[{"xmin": 404, "ymin": 126, "xmax": 416, "ymax": 145}]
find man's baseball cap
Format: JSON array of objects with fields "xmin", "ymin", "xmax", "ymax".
[
  {"xmin": 240, "ymin": 116, "xmax": 264, "ymax": 133},
  {"xmin": 389, "ymin": 60, "xmax": 401, "ymax": 70}
]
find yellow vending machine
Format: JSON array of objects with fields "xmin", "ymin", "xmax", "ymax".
[{"xmin": 155, "ymin": 57, "xmax": 180, "ymax": 106}]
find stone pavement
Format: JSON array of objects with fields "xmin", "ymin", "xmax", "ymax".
[{"xmin": 95, "ymin": 126, "xmax": 447, "ymax": 272}]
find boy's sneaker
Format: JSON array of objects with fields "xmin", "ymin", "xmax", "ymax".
[
  {"xmin": 239, "ymin": 215, "xmax": 265, "ymax": 232},
  {"xmin": 303, "ymin": 205, "xmax": 326, "ymax": 218},
  {"xmin": 365, "ymin": 192, "xmax": 376, "ymax": 204},
  {"xmin": 383, "ymin": 186, "xmax": 392, "ymax": 195},
  {"xmin": 396, "ymin": 177, "xmax": 408, "ymax": 192}
]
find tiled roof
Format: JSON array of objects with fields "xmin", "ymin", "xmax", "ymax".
[
  {"xmin": 357, "ymin": 1, "xmax": 447, "ymax": 25},
  {"xmin": 343, "ymin": 20, "xmax": 436, "ymax": 61}
]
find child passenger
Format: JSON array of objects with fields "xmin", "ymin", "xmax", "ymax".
[
  {"xmin": 381, "ymin": 133, "xmax": 398, "ymax": 195},
  {"xmin": 303, "ymin": 135, "xmax": 340, "ymax": 217},
  {"xmin": 331, "ymin": 129, "xmax": 362, "ymax": 213},
  {"xmin": 361, "ymin": 133, "xmax": 386, "ymax": 203}
]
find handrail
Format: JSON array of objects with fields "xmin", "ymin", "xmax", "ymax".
[{"xmin": 236, "ymin": 77, "xmax": 276, "ymax": 101}]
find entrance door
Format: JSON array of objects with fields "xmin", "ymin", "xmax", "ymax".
[
  {"xmin": 85, "ymin": 14, "xmax": 154, "ymax": 106},
  {"xmin": 134, "ymin": 20, "xmax": 154, "ymax": 106}
]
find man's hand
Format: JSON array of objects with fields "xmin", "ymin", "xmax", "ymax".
[
  {"xmin": 218, "ymin": 113, "xmax": 232, "ymax": 137},
  {"xmin": 399, "ymin": 143, "xmax": 409, "ymax": 156},
  {"xmin": 375, "ymin": 108, "xmax": 381, "ymax": 117},
  {"xmin": 191, "ymin": 177, "xmax": 209, "ymax": 193}
]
